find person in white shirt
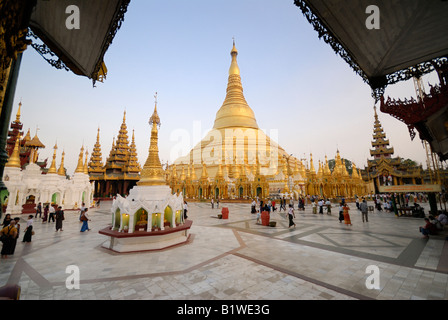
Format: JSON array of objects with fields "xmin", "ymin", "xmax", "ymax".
[{"xmin": 288, "ymin": 205, "xmax": 296, "ymax": 228}]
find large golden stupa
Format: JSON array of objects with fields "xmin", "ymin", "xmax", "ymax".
[
  {"xmin": 170, "ymin": 42, "xmax": 305, "ymax": 199},
  {"xmin": 167, "ymin": 42, "xmax": 368, "ymax": 200}
]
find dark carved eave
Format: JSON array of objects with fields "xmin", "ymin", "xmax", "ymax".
[{"xmin": 293, "ymin": 0, "xmax": 448, "ymax": 102}]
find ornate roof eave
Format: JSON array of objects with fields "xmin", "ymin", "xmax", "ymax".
[{"xmin": 293, "ymin": 0, "xmax": 448, "ymax": 102}]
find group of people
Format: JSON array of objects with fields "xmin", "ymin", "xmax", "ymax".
[
  {"xmin": 311, "ymin": 199, "xmax": 332, "ymax": 215},
  {"xmin": 0, "ymin": 202, "xmax": 93, "ymax": 259},
  {"xmin": 419, "ymin": 211, "xmax": 448, "ymax": 239},
  {"xmin": 0, "ymin": 214, "xmax": 33, "ymax": 258}
]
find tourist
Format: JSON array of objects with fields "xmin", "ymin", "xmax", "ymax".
[
  {"xmin": 48, "ymin": 205, "xmax": 55, "ymax": 223},
  {"xmin": 288, "ymin": 204, "xmax": 296, "ymax": 228},
  {"xmin": 42, "ymin": 204, "xmax": 49, "ymax": 223},
  {"xmin": 360, "ymin": 199, "xmax": 368, "ymax": 222},
  {"xmin": 338, "ymin": 202, "xmax": 344, "ymax": 223},
  {"xmin": 318, "ymin": 199, "xmax": 323, "ymax": 214},
  {"xmin": 251, "ymin": 199, "xmax": 257, "ymax": 214},
  {"xmin": 312, "ymin": 201, "xmax": 317, "ymax": 214},
  {"xmin": 79, "ymin": 202, "xmax": 86, "ymax": 221},
  {"xmin": 272, "ymin": 200, "xmax": 277, "ymax": 212},
  {"xmin": 183, "ymin": 201, "xmax": 188, "ymax": 219},
  {"xmin": 80, "ymin": 208, "xmax": 91, "ymax": 232},
  {"xmin": 1, "ymin": 220, "xmax": 18, "ymax": 259},
  {"xmin": 23, "ymin": 215, "xmax": 34, "ymax": 243},
  {"xmin": 55, "ymin": 206, "xmax": 64, "ymax": 232},
  {"xmin": 35, "ymin": 202, "xmax": 42, "ymax": 218},
  {"xmin": 216, "ymin": 198, "xmax": 220, "ymax": 209},
  {"xmin": 356, "ymin": 197, "xmax": 360, "ymax": 210},
  {"xmin": 343, "ymin": 203, "xmax": 352, "ymax": 226},
  {"xmin": 211, "ymin": 198, "xmax": 214, "ymax": 209},
  {"xmin": 2, "ymin": 214, "xmax": 11, "ymax": 227}
]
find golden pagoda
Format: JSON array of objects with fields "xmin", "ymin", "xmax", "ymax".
[
  {"xmin": 170, "ymin": 41, "xmax": 297, "ymax": 200},
  {"xmin": 87, "ymin": 111, "xmax": 141, "ymax": 197},
  {"xmin": 362, "ymin": 106, "xmax": 427, "ymax": 192},
  {"xmin": 137, "ymin": 100, "xmax": 166, "ymax": 186}
]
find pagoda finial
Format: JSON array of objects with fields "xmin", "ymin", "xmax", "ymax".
[
  {"xmin": 75, "ymin": 146, "xmax": 85, "ymax": 173},
  {"xmin": 47, "ymin": 143, "xmax": 58, "ymax": 174},
  {"xmin": 58, "ymin": 150, "xmax": 66, "ymax": 176},
  {"xmin": 15, "ymin": 101, "xmax": 22, "ymax": 123},
  {"xmin": 149, "ymin": 92, "xmax": 161, "ymax": 126},
  {"xmin": 229, "ymin": 39, "xmax": 239, "ymax": 75}
]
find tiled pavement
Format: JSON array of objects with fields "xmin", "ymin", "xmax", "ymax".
[{"xmin": 1, "ymin": 200, "xmax": 447, "ymax": 300}]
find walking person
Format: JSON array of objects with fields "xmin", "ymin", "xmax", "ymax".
[
  {"xmin": 1, "ymin": 220, "xmax": 18, "ymax": 259},
  {"xmin": 55, "ymin": 206, "xmax": 65, "ymax": 232},
  {"xmin": 338, "ymin": 202, "xmax": 344, "ymax": 223},
  {"xmin": 23, "ymin": 215, "xmax": 34, "ymax": 243},
  {"xmin": 288, "ymin": 204, "xmax": 296, "ymax": 228},
  {"xmin": 360, "ymin": 198, "xmax": 369, "ymax": 223},
  {"xmin": 79, "ymin": 202, "xmax": 86, "ymax": 222},
  {"xmin": 42, "ymin": 204, "xmax": 49, "ymax": 223},
  {"xmin": 48, "ymin": 205, "xmax": 55, "ymax": 223},
  {"xmin": 343, "ymin": 203, "xmax": 352, "ymax": 226},
  {"xmin": 35, "ymin": 202, "xmax": 42, "ymax": 218},
  {"xmin": 211, "ymin": 198, "xmax": 214, "ymax": 209},
  {"xmin": 80, "ymin": 208, "xmax": 91, "ymax": 232}
]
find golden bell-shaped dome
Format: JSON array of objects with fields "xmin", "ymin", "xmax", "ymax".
[{"xmin": 213, "ymin": 41, "xmax": 258, "ymax": 130}]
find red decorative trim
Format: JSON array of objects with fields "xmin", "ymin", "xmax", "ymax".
[
  {"xmin": 98, "ymin": 219, "xmax": 193, "ymax": 238},
  {"xmin": 380, "ymin": 83, "xmax": 448, "ymax": 140}
]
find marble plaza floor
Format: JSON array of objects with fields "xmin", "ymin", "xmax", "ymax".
[{"xmin": 1, "ymin": 200, "xmax": 448, "ymax": 300}]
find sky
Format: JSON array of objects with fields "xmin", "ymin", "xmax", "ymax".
[{"xmin": 11, "ymin": 0, "xmax": 439, "ymax": 176}]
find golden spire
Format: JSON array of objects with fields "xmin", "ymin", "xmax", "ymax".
[
  {"xmin": 75, "ymin": 146, "xmax": 85, "ymax": 173},
  {"xmin": 190, "ymin": 162, "xmax": 197, "ymax": 180},
  {"xmin": 58, "ymin": 150, "xmax": 66, "ymax": 176},
  {"xmin": 15, "ymin": 101, "xmax": 22, "ymax": 123},
  {"xmin": 126, "ymin": 129, "xmax": 141, "ymax": 173},
  {"xmin": 213, "ymin": 40, "xmax": 258, "ymax": 130},
  {"xmin": 229, "ymin": 39, "xmax": 240, "ymax": 76},
  {"xmin": 137, "ymin": 98, "xmax": 167, "ymax": 186},
  {"xmin": 89, "ymin": 128, "xmax": 105, "ymax": 174},
  {"xmin": 47, "ymin": 143, "xmax": 58, "ymax": 174},
  {"xmin": 324, "ymin": 155, "xmax": 331, "ymax": 175},
  {"xmin": 83, "ymin": 149, "xmax": 89, "ymax": 174},
  {"xmin": 6, "ymin": 135, "xmax": 21, "ymax": 168},
  {"xmin": 309, "ymin": 153, "xmax": 316, "ymax": 175}
]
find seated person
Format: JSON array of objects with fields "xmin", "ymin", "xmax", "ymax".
[{"xmin": 420, "ymin": 218, "xmax": 437, "ymax": 238}]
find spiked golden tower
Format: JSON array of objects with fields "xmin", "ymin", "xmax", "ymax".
[{"xmin": 137, "ymin": 96, "xmax": 167, "ymax": 186}]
